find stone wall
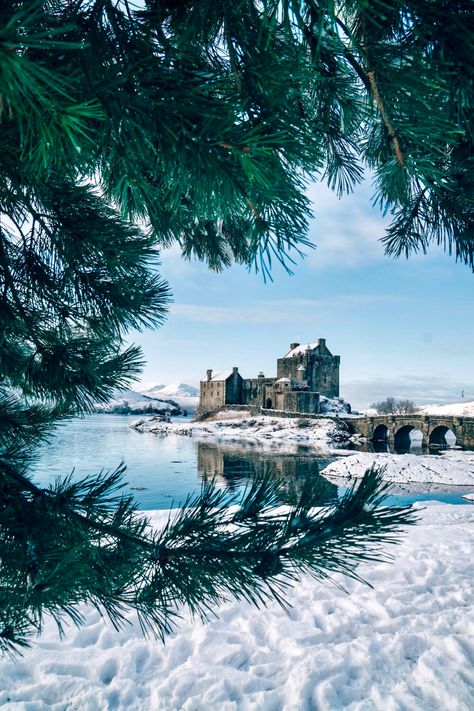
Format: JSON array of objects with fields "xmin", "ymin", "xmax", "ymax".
[
  {"xmin": 307, "ymin": 356, "xmax": 340, "ymax": 398},
  {"xmin": 241, "ymin": 377, "xmax": 276, "ymax": 408},
  {"xmin": 225, "ymin": 369, "xmax": 243, "ymax": 404},
  {"xmin": 199, "ymin": 380, "xmax": 226, "ymax": 412}
]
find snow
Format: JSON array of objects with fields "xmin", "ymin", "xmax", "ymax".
[
  {"xmin": 130, "ymin": 413, "xmax": 350, "ymax": 446},
  {"xmin": 93, "ymin": 388, "xmax": 182, "ymax": 415},
  {"xmin": 200, "ymin": 369, "xmax": 235, "ymax": 382},
  {"xmin": 419, "ymin": 400, "xmax": 474, "ymax": 417},
  {"xmin": 283, "ymin": 342, "xmax": 318, "ymax": 357},
  {"xmin": 1, "ymin": 504, "xmax": 473, "ymax": 710},
  {"xmin": 319, "ymin": 396, "xmax": 351, "ymax": 415},
  {"xmin": 321, "ymin": 450, "xmax": 474, "ymax": 486}
]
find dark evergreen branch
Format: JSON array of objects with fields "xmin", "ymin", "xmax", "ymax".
[{"xmin": 0, "ymin": 462, "xmax": 415, "ymax": 656}]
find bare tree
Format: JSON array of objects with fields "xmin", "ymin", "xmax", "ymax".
[{"xmin": 371, "ymin": 398, "xmax": 419, "ymax": 415}]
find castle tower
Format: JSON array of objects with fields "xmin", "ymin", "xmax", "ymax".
[{"xmin": 276, "ymin": 338, "xmax": 340, "ymax": 398}]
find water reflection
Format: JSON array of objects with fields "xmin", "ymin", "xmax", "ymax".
[{"xmin": 196, "ymin": 442, "xmax": 339, "ymax": 507}]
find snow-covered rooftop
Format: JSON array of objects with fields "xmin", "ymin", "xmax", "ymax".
[
  {"xmin": 283, "ymin": 342, "xmax": 318, "ymax": 358},
  {"xmin": 201, "ymin": 369, "xmax": 236, "ymax": 383}
]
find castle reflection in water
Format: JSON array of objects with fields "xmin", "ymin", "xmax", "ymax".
[{"xmin": 196, "ymin": 441, "xmax": 339, "ymax": 507}]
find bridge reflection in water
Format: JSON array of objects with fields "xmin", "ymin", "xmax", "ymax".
[{"xmin": 196, "ymin": 442, "xmax": 339, "ymax": 507}]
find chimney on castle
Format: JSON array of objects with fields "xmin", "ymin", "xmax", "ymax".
[
  {"xmin": 317, "ymin": 338, "xmax": 326, "ymax": 349},
  {"xmin": 290, "ymin": 342, "xmax": 300, "ymax": 351},
  {"xmin": 233, "ymin": 367, "xmax": 239, "ymax": 374},
  {"xmin": 206, "ymin": 369, "xmax": 212, "ymax": 381}
]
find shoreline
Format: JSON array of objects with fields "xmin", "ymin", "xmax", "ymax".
[{"xmin": 130, "ymin": 413, "xmax": 474, "ymax": 489}]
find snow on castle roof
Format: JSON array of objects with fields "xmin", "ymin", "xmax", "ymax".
[
  {"xmin": 283, "ymin": 342, "xmax": 319, "ymax": 358},
  {"xmin": 200, "ymin": 369, "xmax": 235, "ymax": 383}
]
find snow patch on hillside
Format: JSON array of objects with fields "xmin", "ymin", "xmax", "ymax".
[{"xmin": 319, "ymin": 396, "xmax": 351, "ymax": 415}]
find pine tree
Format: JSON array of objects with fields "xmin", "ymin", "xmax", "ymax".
[{"xmin": 0, "ymin": 1, "xmax": 471, "ymax": 656}]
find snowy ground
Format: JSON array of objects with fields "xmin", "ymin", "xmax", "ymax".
[
  {"xmin": 321, "ymin": 450, "xmax": 474, "ymax": 486},
  {"xmin": 0, "ymin": 504, "xmax": 473, "ymax": 711},
  {"xmin": 130, "ymin": 412, "xmax": 350, "ymax": 447}
]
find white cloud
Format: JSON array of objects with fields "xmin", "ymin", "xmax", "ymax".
[
  {"xmin": 171, "ymin": 293, "xmax": 406, "ymax": 325},
  {"xmin": 305, "ymin": 180, "xmax": 389, "ymax": 269}
]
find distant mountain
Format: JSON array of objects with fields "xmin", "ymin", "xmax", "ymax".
[
  {"xmin": 140, "ymin": 383, "xmax": 199, "ymax": 413},
  {"xmin": 93, "ymin": 388, "xmax": 182, "ymax": 415},
  {"xmin": 143, "ymin": 383, "xmax": 198, "ymax": 398}
]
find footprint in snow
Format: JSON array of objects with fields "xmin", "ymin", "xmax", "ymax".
[{"xmin": 99, "ymin": 658, "xmax": 119, "ymax": 685}]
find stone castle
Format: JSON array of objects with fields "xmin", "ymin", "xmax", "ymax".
[{"xmin": 199, "ymin": 338, "xmax": 340, "ymax": 415}]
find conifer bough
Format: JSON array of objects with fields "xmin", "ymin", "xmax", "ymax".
[{"xmin": 0, "ymin": 1, "xmax": 471, "ymax": 655}]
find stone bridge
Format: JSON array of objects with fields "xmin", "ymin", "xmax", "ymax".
[{"xmin": 339, "ymin": 414, "xmax": 474, "ymax": 449}]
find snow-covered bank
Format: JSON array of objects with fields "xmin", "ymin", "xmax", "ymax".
[
  {"xmin": 130, "ymin": 412, "xmax": 351, "ymax": 447},
  {"xmin": 322, "ymin": 450, "xmax": 474, "ymax": 486},
  {"xmin": 1, "ymin": 504, "xmax": 473, "ymax": 710}
]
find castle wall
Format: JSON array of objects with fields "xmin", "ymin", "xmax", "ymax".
[
  {"xmin": 308, "ymin": 356, "xmax": 340, "ymax": 398},
  {"xmin": 274, "ymin": 391, "xmax": 319, "ymax": 414},
  {"xmin": 225, "ymin": 371, "xmax": 243, "ymax": 404},
  {"xmin": 242, "ymin": 378, "xmax": 275, "ymax": 407},
  {"xmin": 199, "ymin": 380, "xmax": 226, "ymax": 412}
]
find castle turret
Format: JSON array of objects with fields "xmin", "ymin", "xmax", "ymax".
[{"xmin": 297, "ymin": 363, "xmax": 306, "ymax": 381}]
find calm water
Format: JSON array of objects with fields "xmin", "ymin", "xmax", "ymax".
[{"xmin": 29, "ymin": 415, "xmax": 472, "ymax": 509}]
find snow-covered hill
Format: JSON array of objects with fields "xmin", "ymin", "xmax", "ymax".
[
  {"xmin": 93, "ymin": 388, "xmax": 182, "ymax": 415},
  {"xmin": 140, "ymin": 383, "xmax": 199, "ymax": 413},
  {"xmin": 362, "ymin": 401, "xmax": 474, "ymax": 417},
  {"xmin": 419, "ymin": 400, "xmax": 474, "ymax": 417}
]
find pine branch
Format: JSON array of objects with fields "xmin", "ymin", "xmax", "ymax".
[{"xmin": 0, "ymin": 461, "xmax": 415, "ymax": 656}]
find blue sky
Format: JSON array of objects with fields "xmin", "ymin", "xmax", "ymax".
[{"xmin": 130, "ymin": 180, "xmax": 474, "ymax": 409}]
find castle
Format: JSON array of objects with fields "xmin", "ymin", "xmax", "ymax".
[{"xmin": 199, "ymin": 338, "xmax": 340, "ymax": 415}]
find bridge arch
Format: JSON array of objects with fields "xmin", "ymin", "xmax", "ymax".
[
  {"xmin": 371, "ymin": 423, "xmax": 390, "ymax": 452},
  {"xmin": 372, "ymin": 424, "xmax": 389, "ymax": 441},
  {"xmin": 429, "ymin": 425, "xmax": 456, "ymax": 448},
  {"xmin": 394, "ymin": 424, "xmax": 424, "ymax": 453}
]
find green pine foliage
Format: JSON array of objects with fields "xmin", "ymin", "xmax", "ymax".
[{"xmin": 0, "ymin": 1, "xmax": 471, "ymax": 655}]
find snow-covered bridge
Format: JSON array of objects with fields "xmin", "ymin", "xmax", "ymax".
[{"xmin": 340, "ymin": 414, "xmax": 474, "ymax": 449}]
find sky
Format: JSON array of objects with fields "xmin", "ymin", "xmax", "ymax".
[{"xmin": 129, "ymin": 179, "xmax": 474, "ymax": 409}]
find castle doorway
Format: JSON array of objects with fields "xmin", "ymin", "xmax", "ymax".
[{"xmin": 266, "ymin": 398, "xmax": 273, "ymax": 409}]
